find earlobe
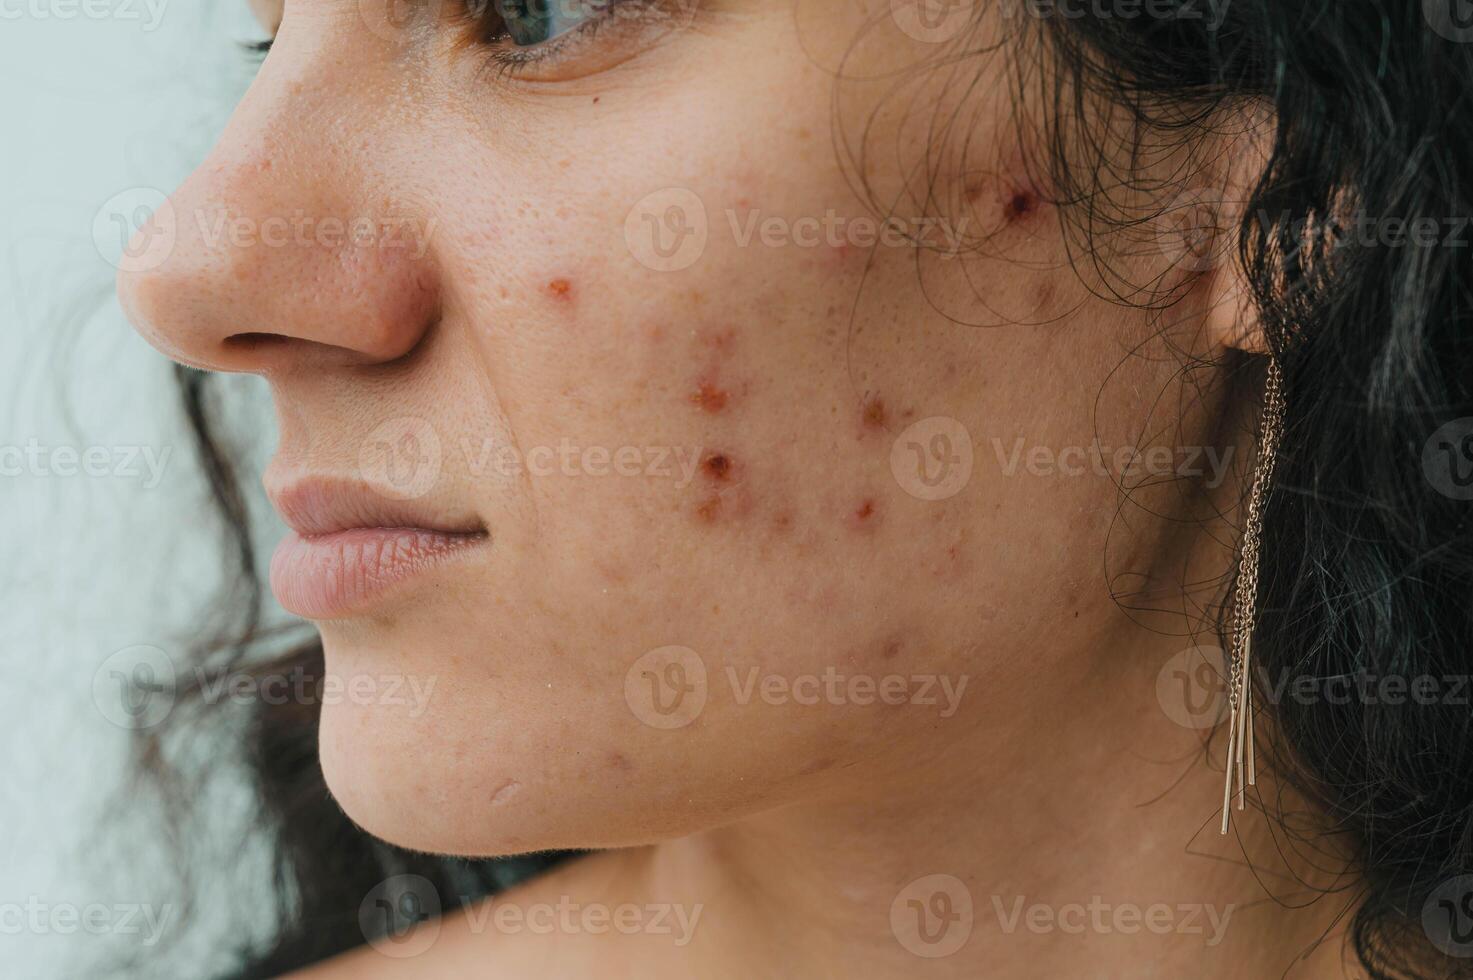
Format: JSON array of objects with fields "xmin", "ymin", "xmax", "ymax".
[{"xmin": 1205, "ymin": 263, "xmax": 1271, "ymax": 355}]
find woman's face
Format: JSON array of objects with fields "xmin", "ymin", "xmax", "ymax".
[{"xmin": 118, "ymin": 0, "xmax": 1233, "ymax": 853}]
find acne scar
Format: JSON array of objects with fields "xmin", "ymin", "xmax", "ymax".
[
  {"xmin": 695, "ymin": 495, "xmax": 724, "ymax": 523},
  {"xmin": 489, "ymin": 779, "xmax": 523, "ymax": 807},
  {"xmin": 547, "ymin": 278, "xmax": 572, "ymax": 299},
  {"xmin": 799, "ymin": 757, "xmax": 836, "ymax": 776}
]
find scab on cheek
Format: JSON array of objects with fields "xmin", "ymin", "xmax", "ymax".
[
  {"xmin": 690, "ymin": 375, "xmax": 730, "ymax": 414},
  {"xmin": 687, "ymin": 327, "xmax": 745, "ymax": 414},
  {"xmin": 701, "ymin": 452, "xmax": 735, "ymax": 482},
  {"xmin": 844, "ymin": 497, "xmax": 881, "ymax": 532},
  {"xmin": 861, "ymin": 393, "xmax": 887, "ymax": 432}
]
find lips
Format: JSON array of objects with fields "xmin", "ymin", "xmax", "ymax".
[{"xmin": 266, "ymin": 476, "xmax": 487, "ymax": 619}]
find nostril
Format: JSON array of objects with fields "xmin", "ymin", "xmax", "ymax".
[{"xmin": 224, "ymin": 332, "xmax": 289, "ymax": 352}]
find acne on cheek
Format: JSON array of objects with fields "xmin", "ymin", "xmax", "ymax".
[
  {"xmin": 687, "ymin": 327, "xmax": 743, "ymax": 415},
  {"xmin": 654, "ymin": 328, "xmax": 909, "ymax": 537},
  {"xmin": 682, "ymin": 388, "xmax": 892, "ymax": 538}
]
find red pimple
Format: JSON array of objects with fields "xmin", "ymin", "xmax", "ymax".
[
  {"xmin": 845, "ymin": 498, "xmax": 880, "ymax": 532},
  {"xmin": 691, "ymin": 377, "xmax": 729, "ymax": 414},
  {"xmin": 548, "ymin": 278, "xmax": 572, "ymax": 299}
]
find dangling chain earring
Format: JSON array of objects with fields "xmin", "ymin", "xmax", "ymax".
[{"xmin": 1221, "ymin": 356, "xmax": 1285, "ymax": 835}]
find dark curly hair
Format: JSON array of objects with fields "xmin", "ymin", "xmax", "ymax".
[{"xmin": 136, "ymin": 2, "xmax": 1473, "ymax": 978}]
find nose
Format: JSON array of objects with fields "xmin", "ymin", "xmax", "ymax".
[{"xmin": 117, "ymin": 61, "xmax": 441, "ymax": 376}]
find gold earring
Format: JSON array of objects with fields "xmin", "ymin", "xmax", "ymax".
[{"xmin": 1221, "ymin": 356, "xmax": 1285, "ymax": 835}]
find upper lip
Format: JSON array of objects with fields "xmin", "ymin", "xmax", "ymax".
[{"xmin": 264, "ymin": 473, "xmax": 486, "ymax": 538}]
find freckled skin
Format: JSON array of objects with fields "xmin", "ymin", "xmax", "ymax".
[{"xmin": 119, "ymin": 0, "xmax": 1243, "ymax": 873}]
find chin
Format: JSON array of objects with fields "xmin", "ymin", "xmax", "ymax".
[{"xmin": 312, "ymin": 683, "xmax": 761, "ymax": 857}]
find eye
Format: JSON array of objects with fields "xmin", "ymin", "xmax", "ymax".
[
  {"xmin": 490, "ymin": 0, "xmax": 610, "ymax": 47},
  {"xmin": 243, "ymin": 0, "xmax": 689, "ymax": 81}
]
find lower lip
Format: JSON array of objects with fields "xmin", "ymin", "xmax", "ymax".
[{"xmin": 269, "ymin": 527, "xmax": 487, "ymax": 619}]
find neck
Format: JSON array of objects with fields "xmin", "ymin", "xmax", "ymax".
[{"xmin": 625, "ymin": 628, "xmax": 1356, "ymax": 979}]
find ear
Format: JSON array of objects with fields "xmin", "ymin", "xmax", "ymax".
[
  {"xmin": 1202, "ymin": 251, "xmax": 1271, "ymax": 355},
  {"xmin": 1188, "ymin": 117, "xmax": 1275, "ymax": 356}
]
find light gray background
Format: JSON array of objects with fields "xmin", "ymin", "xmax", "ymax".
[{"xmin": 1, "ymin": 4, "xmax": 286, "ymax": 977}]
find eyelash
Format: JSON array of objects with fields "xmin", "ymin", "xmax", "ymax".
[{"xmin": 242, "ymin": 1, "xmax": 632, "ymax": 78}]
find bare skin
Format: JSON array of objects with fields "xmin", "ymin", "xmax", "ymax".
[{"xmin": 121, "ymin": 0, "xmax": 1360, "ymax": 976}]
